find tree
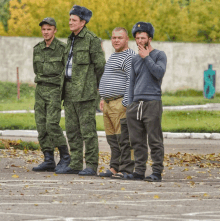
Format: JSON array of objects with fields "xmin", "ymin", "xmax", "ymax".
[
  {"xmin": 1, "ymin": 0, "xmax": 220, "ymax": 43},
  {"xmin": 0, "ymin": 0, "xmax": 10, "ymax": 32}
]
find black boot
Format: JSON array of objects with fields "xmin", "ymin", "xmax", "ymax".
[
  {"xmin": 32, "ymin": 151, "xmax": 56, "ymax": 172},
  {"xmin": 55, "ymin": 145, "xmax": 71, "ymax": 172}
]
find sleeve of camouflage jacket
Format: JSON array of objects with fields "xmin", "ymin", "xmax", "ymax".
[
  {"xmin": 90, "ymin": 37, "xmax": 106, "ymax": 88},
  {"xmin": 33, "ymin": 48, "xmax": 37, "ymax": 74}
]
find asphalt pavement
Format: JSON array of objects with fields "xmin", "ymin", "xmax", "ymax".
[{"xmin": 0, "ymin": 104, "xmax": 220, "ymax": 220}]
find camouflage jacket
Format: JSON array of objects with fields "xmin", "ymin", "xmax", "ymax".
[
  {"xmin": 62, "ymin": 26, "xmax": 105, "ymax": 102},
  {"xmin": 33, "ymin": 37, "xmax": 66, "ymax": 86}
]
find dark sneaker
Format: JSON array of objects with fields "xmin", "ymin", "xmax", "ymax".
[
  {"xmin": 122, "ymin": 172, "xmax": 145, "ymax": 180},
  {"xmin": 99, "ymin": 169, "xmax": 114, "ymax": 177},
  {"xmin": 55, "ymin": 166, "xmax": 80, "ymax": 174},
  {"xmin": 144, "ymin": 173, "xmax": 162, "ymax": 182},
  {"xmin": 78, "ymin": 168, "xmax": 97, "ymax": 176}
]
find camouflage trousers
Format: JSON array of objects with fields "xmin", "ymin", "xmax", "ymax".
[
  {"xmin": 64, "ymin": 81, "xmax": 98, "ymax": 171},
  {"xmin": 35, "ymin": 84, "xmax": 67, "ymax": 152}
]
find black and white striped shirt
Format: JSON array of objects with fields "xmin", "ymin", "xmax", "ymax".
[{"xmin": 99, "ymin": 48, "xmax": 136, "ymax": 107}]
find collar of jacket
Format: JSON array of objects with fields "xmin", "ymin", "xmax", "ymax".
[
  {"xmin": 68, "ymin": 26, "xmax": 88, "ymax": 40},
  {"xmin": 40, "ymin": 37, "xmax": 57, "ymax": 50}
]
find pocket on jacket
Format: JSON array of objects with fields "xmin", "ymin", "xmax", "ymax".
[
  {"xmin": 33, "ymin": 56, "xmax": 44, "ymax": 73},
  {"xmin": 76, "ymin": 50, "xmax": 90, "ymax": 64}
]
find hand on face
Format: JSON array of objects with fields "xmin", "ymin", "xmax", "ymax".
[{"xmin": 138, "ymin": 43, "xmax": 149, "ymax": 58}]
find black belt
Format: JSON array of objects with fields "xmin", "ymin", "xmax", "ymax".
[
  {"xmin": 104, "ymin": 95, "xmax": 123, "ymax": 103},
  {"xmin": 38, "ymin": 82, "xmax": 58, "ymax": 87},
  {"xmin": 65, "ymin": 77, "xmax": 72, "ymax": 82}
]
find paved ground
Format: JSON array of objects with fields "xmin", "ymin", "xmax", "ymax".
[
  {"xmin": 0, "ymin": 136, "xmax": 220, "ymax": 221},
  {"xmin": 1, "ymin": 104, "xmax": 220, "ymax": 220}
]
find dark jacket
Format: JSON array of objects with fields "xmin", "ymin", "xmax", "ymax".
[{"xmin": 128, "ymin": 49, "xmax": 167, "ymax": 105}]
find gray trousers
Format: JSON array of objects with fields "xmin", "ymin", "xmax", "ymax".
[{"xmin": 126, "ymin": 100, "xmax": 164, "ymax": 175}]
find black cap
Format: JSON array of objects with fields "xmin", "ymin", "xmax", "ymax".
[{"xmin": 39, "ymin": 17, "xmax": 56, "ymax": 27}]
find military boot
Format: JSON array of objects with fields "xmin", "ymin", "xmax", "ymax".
[
  {"xmin": 55, "ymin": 145, "xmax": 71, "ymax": 172},
  {"xmin": 32, "ymin": 151, "xmax": 56, "ymax": 172}
]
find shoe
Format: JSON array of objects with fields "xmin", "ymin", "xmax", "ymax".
[
  {"xmin": 99, "ymin": 169, "xmax": 114, "ymax": 177},
  {"xmin": 32, "ymin": 151, "xmax": 56, "ymax": 172},
  {"xmin": 55, "ymin": 166, "xmax": 80, "ymax": 174},
  {"xmin": 55, "ymin": 145, "xmax": 71, "ymax": 172},
  {"xmin": 78, "ymin": 168, "xmax": 97, "ymax": 176},
  {"xmin": 144, "ymin": 173, "xmax": 162, "ymax": 182},
  {"xmin": 111, "ymin": 172, "xmax": 128, "ymax": 179},
  {"xmin": 122, "ymin": 172, "xmax": 145, "ymax": 180}
]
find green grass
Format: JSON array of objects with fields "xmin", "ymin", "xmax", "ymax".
[
  {"xmin": 1, "ymin": 81, "xmax": 220, "ymax": 110},
  {"xmin": 0, "ymin": 139, "xmax": 40, "ymax": 150},
  {"xmin": 0, "ymin": 81, "xmax": 35, "ymax": 111},
  {"xmin": 0, "ymin": 111, "xmax": 220, "ymax": 133},
  {"xmin": 0, "ymin": 113, "xmax": 104, "ymax": 131}
]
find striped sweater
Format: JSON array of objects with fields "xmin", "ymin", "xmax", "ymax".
[{"xmin": 99, "ymin": 48, "xmax": 136, "ymax": 107}]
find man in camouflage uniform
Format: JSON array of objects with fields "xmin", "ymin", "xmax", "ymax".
[
  {"xmin": 56, "ymin": 5, "xmax": 105, "ymax": 175},
  {"xmin": 32, "ymin": 17, "xmax": 70, "ymax": 172}
]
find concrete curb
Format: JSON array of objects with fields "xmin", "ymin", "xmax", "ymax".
[{"xmin": 1, "ymin": 130, "xmax": 220, "ymax": 140}]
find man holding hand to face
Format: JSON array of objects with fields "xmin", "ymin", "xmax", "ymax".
[{"xmin": 126, "ymin": 22, "xmax": 167, "ymax": 181}]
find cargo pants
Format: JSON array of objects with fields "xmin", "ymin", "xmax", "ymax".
[
  {"xmin": 64, "ymin": 81, "xmax": 99, "ymax": 172},
  {"xmin": 34, "ymin": 84, "xmax": 67, "ymax": 152}
]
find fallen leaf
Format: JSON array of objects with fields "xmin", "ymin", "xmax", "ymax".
[
  {"xmin": 12, "ymin": 174, "xmax": 19, "ymax": 178},
  {"xmin": 153, "ymin": 195, "xmax": 160, "ymax": 199},
  {"xmin": 121, "ymin": 187, "xmax": 126, "ymax": 191}
]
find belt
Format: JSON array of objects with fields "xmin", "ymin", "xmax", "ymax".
[
  {"xmin": 38, "ymin": 82, "xmax": 58, "ymax": 87},
  {"xmin": 104, "ymin": 95, "xmax": 123, "ymax": 103},
  {"xmin": 65, "ymin": 77, "xmax": 72, "ymax": 82}
]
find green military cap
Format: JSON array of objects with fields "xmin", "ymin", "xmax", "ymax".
[{"xmin": 39, "ymin": 17, "xmax": 56, "ymax": 27}]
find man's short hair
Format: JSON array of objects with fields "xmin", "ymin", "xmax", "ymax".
[{"xmin": 112, "ymin": 27, "xmax": 128, "ymax": 36}]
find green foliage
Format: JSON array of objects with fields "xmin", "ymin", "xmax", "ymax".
[
  {"xmin": 0, "ymin": 0, "xmax": 10, "ymax": 32},
  {"xmin": 1, "ymin": 0, "xmax": 220, "ymax": 42}
]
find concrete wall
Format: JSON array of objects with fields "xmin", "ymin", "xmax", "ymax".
[{"xmin": 0, "ymin": 36, "xmax": 220, "ymax": 92}]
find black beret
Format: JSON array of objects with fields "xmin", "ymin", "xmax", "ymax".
[
  {"xmin": 132, "ymin": 22, "xmax": 154, "ymax": 38},
  {"xmin": 69, "ymin": 5, "xmax": 92, "ymax": 24}
]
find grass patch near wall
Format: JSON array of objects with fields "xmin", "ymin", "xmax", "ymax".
[
  {"xmin": 0, "ymin": 113, "xmax": 104, "ymax": 131},
  {"xmin": 0, "ymin": 81, "xmax": 35, "ymax": 111},
  {"xmin": 0, "ymin": 111, "xmax": 220, "ymax": 133},
  {"xmin": 1, "ymin": 81, "xmax": 220, "ymax": 111},
  {"xmin": 0, "ymin": 139, "xmax": 40, "ymax": 150}
]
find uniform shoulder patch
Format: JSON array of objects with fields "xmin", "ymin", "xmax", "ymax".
[
  {"xmin": 34, "ymin": 40, "xmax": 44, "ymax": 48},
  {"xmin": 57, "ymin": 39, "xmax": 67, "ymax": 47},
  {"xmin": 33, "ymin": 42, "xmax": 40, "ymax": 48},
  {"xmin": 87, "ymin": 30, "xmax": 97, "ymax": 38}
]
